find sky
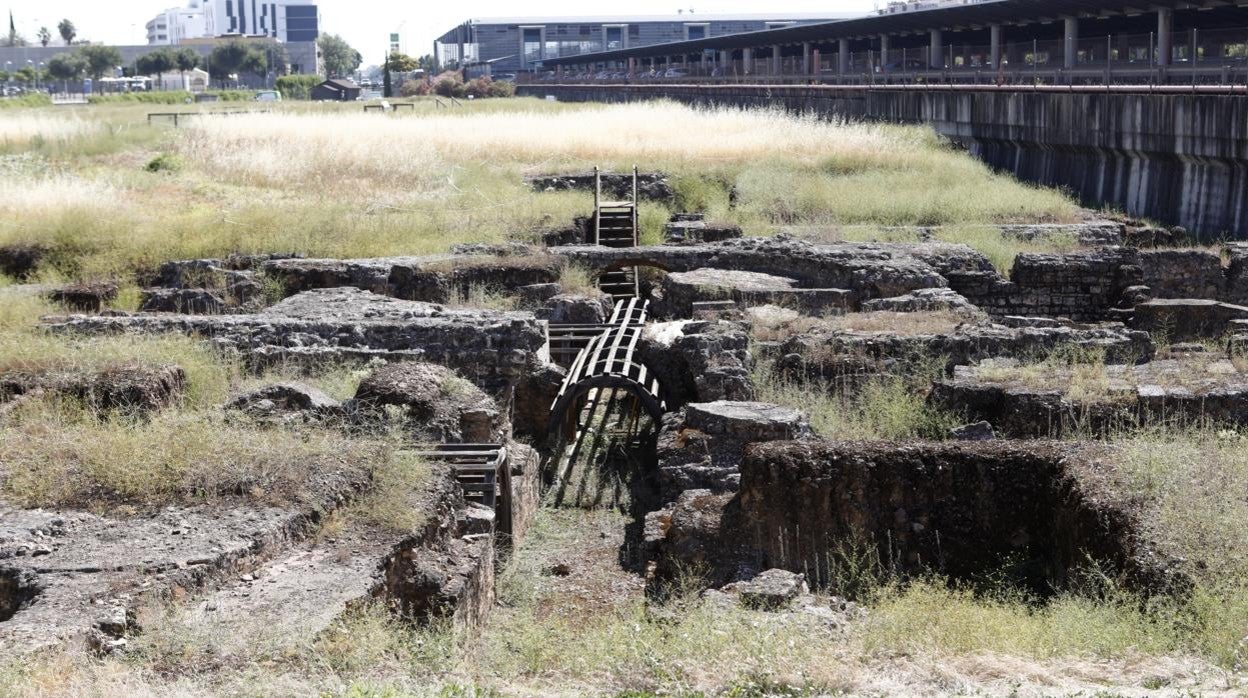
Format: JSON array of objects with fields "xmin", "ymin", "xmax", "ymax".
[{"xmin": 8, "ymin": 0, "xmax": 878, "ymax": 65}]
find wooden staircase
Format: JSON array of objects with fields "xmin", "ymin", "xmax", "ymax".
[
  {"xmin": 594, "ymin": 166, "xmax": 641, "ymax": 302},
  {"xmin": 410, "ymin": 443, "xmax": 513, "ymax": 537}
]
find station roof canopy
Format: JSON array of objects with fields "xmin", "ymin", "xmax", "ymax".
[
  {"xmin": 539, "ymin": 0, "xmax": 1218, "ymax": 66},
  {"xmin": 448, "ymin": 12, "xmax": 848, "ymax": 25},
  {"xmin": 436, "ymin": 12, "xmax": 857, "ymax": 44}
]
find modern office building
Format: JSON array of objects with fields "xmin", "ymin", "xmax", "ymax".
[
  {"xmin": 144, "ymin": 0, "xmax": 319, "ymax": 46},
  {"xmin": 434, "ymin": 13, "xmax": 853, "ymax": 73},
  {"xmin": 202, "ymin": 0, "xmax": 320, "ymax": 43}
]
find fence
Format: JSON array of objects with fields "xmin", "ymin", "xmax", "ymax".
[{"xmin": 531, "ymin": 27, "xmax": 1248, "ymax": 87}]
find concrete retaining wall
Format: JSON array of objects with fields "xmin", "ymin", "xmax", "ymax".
[{"xmin": 519, "ymin": 84, "xmax": 1248, "ymax": 240}]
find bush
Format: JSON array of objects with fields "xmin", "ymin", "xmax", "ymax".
[
  {"xmin": 144, "ymin": 153, "xmax": 182, "ymax": 173},
  {"xmin": 487, "ymin": 79, "xmax": 515, "ymax": 98},
  {"xmin": 275, "ymin": 74, "xmax": 320, "ymax": 100},
  {"xmin": 86, "ymin": 90, "xmax": 255, "ymax": 105},
  {"xmin": 464, "ymin": 76, "xmax": 516, "ymax": 99},
  {"xmin": 0, "ymin": 93, "xmax": 53, "ymax": 109},
  {"xmin": 432, "ymin": 70, "xmax": 466, "ymax": 98},
  {"xmin": 398, "ymin": 78, "xmax": 431, "ymax": 98}
]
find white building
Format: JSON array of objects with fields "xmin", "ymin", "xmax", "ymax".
[
  {"xmin": 145, "ymin": 1, "xmax": 209, "ymax": 45},
  {"xmin": 149, "ymin": 67, "xmax": 211, "ymax": 92},
  {"xmin": 201, "ymin": 0, "xmax": 320, "ymax": 43}
]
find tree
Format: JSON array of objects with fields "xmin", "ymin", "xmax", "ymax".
[
  {"xmin": 3, "ymin": 11, "xmax": 26, "ymax": 47},
  {"xmin": 37, "ymin": 26, "xmax": 50, "ymax": 47},
  {"xmin": 275, "ymin": 74, "xmax": 319, "ymax": 99},
  {"xmin": 172, "ymin": 47, "xmax": 200, "ymax": 87},
  {"xmin": 46, "ymin": 52, "xmax": 86, "ymax": 92},
  {"xmin": 318, "ymin": 33, "xmax": 361, "ymax": 77},
  {"xmin": 207, "ymin": 40, "xmax": 267, "ymax": 83},
  {"xmin": 417, "ymin": 54, "xmax": 436, "ymax": 72},
  {"xmin": 382, "ymin": 54, "xmax": 391, "ymax": 97},
  {"xmin": 57, "ymin": 19, "xmax": 75, "ymax": 45},
  {"xmin": 174, "ymin": 47, "xmax": 199, "ymax": 73},
  {"xmin": 15, "ymin": 66, "xmax": 36, "ymax": 86},
  {"xmin": 386, "ymin": 52, "xmax": 419, "ymax": 73},
  {"xmin": 136, "ymin": 48, "xmax": 176, "ymax": 88},
  {"xmin": 262, "ymin": 40, "xmax": 290, "ymax": 77},
  {"xmin": 78, "ymin": 45, "xmax": 123, "ymax": 80}
]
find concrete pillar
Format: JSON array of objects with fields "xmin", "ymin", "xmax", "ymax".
[
  {"xmin": 929, "ymin": 29, "xmax": 943, "ymax": 68},
  {"xmin": 990, "ymin": 23, "xmax": 1002, "ymax": 68},
  {"xmin": 838, "ymin": 38, "xmax": 849, "ymax": 75},
  {"xmin": 772, "ymin": 45, "xmax": 782, "ymax": 75},
  {"xmin": 880, "ymin": 35, "xmax": 890, "ymax": 71},
  {"xmin": 719, "ymin": 50, "xmax": 730, "ymax": 72},
  {"xmin": 802, "ymin": 42, "xmax": 812, "ymax": 74},
  {"xmin": 628, "ymin": 57, "xmax": 635, "ymax": 78},
  {"xmin": 1063, "ymin": 17, "xmax": 1079, "ymax": 70},
  {"xmin": 1157, "ymin": 7, "xmax": 1173, "ymax": 67},
  {"xmin": 743, "ymin": 47, "xmax": 753, "ymax": 74}
]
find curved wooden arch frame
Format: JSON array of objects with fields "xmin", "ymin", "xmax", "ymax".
[
  {"xmin": 593, "ymin": 258, "xmax": 675, "ymax": 279},
  {"xmin": 547, "ymin": 373, "xmax": 666, "ymax": 438},
  {"xmin": 547, "ymin": 298, "xmax": 666, "ymax": 439}
]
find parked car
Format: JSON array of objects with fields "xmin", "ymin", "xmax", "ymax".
[{"xmin": 254, "ymin": 90, "xmax": 282, "ymax": 102}]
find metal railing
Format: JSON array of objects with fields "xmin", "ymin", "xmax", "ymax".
[{"xmin": 529, "ymin": 27, "xmax": 1248, "ymax": 87}]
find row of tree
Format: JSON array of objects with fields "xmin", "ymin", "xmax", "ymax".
[
  {"xmin": 4, "ymin": 24, "xmax": 389, "ymax": 93},
  {"xmin": 3, "ymin": 16, "xmax": 77, "ymax": 48},
  {"xmin": 6, "ymin": 40, "xmax": 287, "ymax": 92}
]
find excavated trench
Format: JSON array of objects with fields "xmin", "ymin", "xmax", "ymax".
[
  {"xmin": 6, "ymin": 221, "xmax": 1211, "ymax": 653},
  {"xmin": 0, "ymin": 568, "xmax": 39, "ymax": 623}
]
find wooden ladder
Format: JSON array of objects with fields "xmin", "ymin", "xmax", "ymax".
[{"xmin": 594, "ymin": 165, "xmax": 641, "ymax": 301}]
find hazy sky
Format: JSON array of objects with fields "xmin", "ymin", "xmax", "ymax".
[{"xmin": 8, "ymin": 1, "xmax": 877, "ymax": 64}]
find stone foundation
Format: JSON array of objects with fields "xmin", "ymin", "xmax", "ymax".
[
  {"xmin": 647, "ymin": 441, "xmax": 1179, "ymax": 595},
  {"xmin": 930, "ymin": 357, "xmax": 1248, "ymax": 437},
  {"xmin": 656, "ymin": 401, "xmax": 811, "ymax": 501},
  {"xmin": 43, "ymin": 289, "xmax": 546, "ymax": 399}
]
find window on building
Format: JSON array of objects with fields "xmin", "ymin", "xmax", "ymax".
[
  {"xmin": 522, "ymin": 27, "xmax": 544, "ymax": 64},
  {"xmin": 604, "ymin": 25, "xmax": 623, "ymax": 50},
  {"xmin": 685, "ymin": 24, "xmax": 709, "ymax": 40}
]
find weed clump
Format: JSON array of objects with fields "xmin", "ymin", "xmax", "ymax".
[{"xmin": 145, "ymin": 153, "xmax": 183, "ymax": 173}]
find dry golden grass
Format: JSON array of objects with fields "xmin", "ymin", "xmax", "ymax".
[
  {"xmin": 971, "ymin": 352, "xmax": 1247, "ymax": 403},
  {"xmin": 179, "ymin": 102, "xmax": 930, "ymax": 185},
  {"xmin": 0, "ymin": 113, "xmax": 101, "ymax": 146},
  {"xmin": 0, "ymin": 100, "xmax": 1083, "ymax": 279},
  {"xmin": 0, "ymin": 397, "xmax": 394, "ymax": 511}
]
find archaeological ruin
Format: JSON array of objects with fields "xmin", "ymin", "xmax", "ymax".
[{"xmin": 1, "ymin": 164, "xmax": 1243, "ymax": 678}]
